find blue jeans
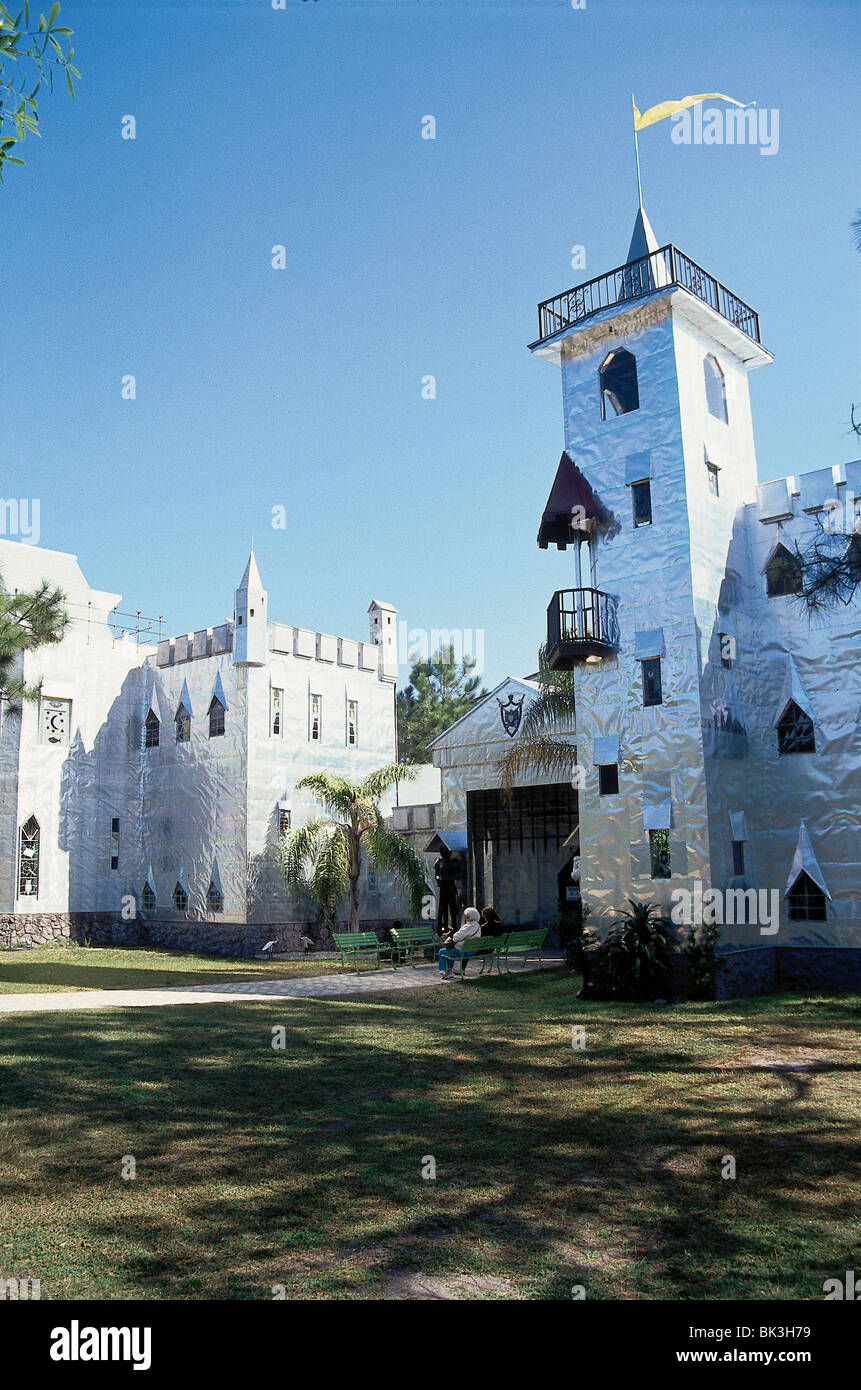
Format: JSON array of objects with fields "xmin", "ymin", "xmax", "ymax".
[{"xmin": 438, "ymin": 946, "xmax": 462, "ymax": 974}]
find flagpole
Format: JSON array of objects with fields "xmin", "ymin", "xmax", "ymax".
[{"xmin": 632, "ymin": 94, "xmax": 643, "ymax": 208}]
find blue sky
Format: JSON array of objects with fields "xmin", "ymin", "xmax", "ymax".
[{"xmin": 4, "ymin": 0, "xmax": 859, "ymax": 689}]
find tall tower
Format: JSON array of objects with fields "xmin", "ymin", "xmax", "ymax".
[
  {"xmin": 233, "ymin": 551, "xmax": 268, "ymax": 666},
  {"xmin": 368, "ymin": 599, "xmax": 398, "ymax": 682},
  {"xmin": 531, "ymin": 207, "xmax": 772, "ymax": 924}
]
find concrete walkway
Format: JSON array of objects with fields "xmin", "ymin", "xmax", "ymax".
[{"xmin": 0, "ymin": 958, "xmax": 562, "ymax": 1016}]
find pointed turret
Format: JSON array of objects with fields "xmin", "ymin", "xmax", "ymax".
[
  {"xmin": 233, "ymin": 550, "xmax": 268, "ymax": 666},
  {"xmin": 625, "ymin": 203, "xmax": 660, "ymax": 263}
]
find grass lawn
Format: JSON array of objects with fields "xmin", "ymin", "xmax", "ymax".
[
  {"xmin": 0, "ymin": 943, "xmax": 347, "ymax": 993},
  {"xmin": 0, "ymin": 974, "xmax": 857, "ymax": 1300}
]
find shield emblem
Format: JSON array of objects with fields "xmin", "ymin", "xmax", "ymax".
[{"xmin": 497, "ymin": 694, "xmax": 524, "ymax": 737}]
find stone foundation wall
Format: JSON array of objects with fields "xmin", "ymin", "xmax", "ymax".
[
  {"xmin": 715, "ymin": 947, "xmax": 777, "ymax": 999},
  {"xmin": 0, "ymin": 914, "xmax": 429, "ymax": 958},
  {"xmin": 777, "ymin": 947, "xmax": 861, "ymax": 992}
]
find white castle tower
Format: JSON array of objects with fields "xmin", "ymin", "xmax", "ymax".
[
  {"xmin": 233, "ymin": 550, "xmax": 268, "ymax": 667},
  {"xmin": 532, "ymin": 205, "xmax": 773, "ymax": 928},
  {"xmin": 368, "ymin": 599, "xmax": 398, "ymax": 682}
]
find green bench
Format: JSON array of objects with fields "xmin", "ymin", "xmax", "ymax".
[
  {"xmin": 332, "ymin": 931, "xmax": 395, "ymax": 973},
  {"xmin": 499, "ymin": 928, "xmax": 547, "ymax": 973},
  {"xmin": 390, "ymin": 925, "xmax": 438, "ymax": 967},
  {"xmin": 442, "ymin": 934, "xmax": 504, "ymax": 979}
]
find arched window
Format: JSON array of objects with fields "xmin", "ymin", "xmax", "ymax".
[
  {"xmin": 173, "ymin": 881, "xmax": 188, "ymax": 911},
  {"xmin": 777, "ymin": 700, "xmax": 816, "ymax": 755},
  {"xmin": 207, "ymin": 880, "xmax": 224, "ymax": 913},
  {"xmin": 787, "ymin": 871, "xmax": 826, "ymax": 921},
  {"xmin": 765, "ymin": 544, "xmax": 803, "ymax": 598},
  {"xmin": 600, "ymin": 348, "xmax": 639, "ymax": 419},
  {"xmin": 208, "ymin": 696, "xmax": 226, "ymax": 738},
  {"xmin": 175, "ymin": 702, "xmax": 191, "ymax": 744},
  {"xmin": 141, "ymin": 881, "xmax": 156, "ymax": 911},
  {"xmin": 18, "ymin": 816, "xmax": 40, "ymax": 900},
  {"xmin": 144, "ymin": 709, "xmax": 160, "ymax": 748},
  {"xmin": 704, "ymin": 355, "xmax": 728, "ymax": 422}
]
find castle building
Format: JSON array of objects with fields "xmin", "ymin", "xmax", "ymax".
[
  {"xmin": 0, "ymin": 538, "xmax": 412, "ymax": 948},
  {"xmin": 430, "ymin": 208, "xmax": 861, "ymax": 993}
]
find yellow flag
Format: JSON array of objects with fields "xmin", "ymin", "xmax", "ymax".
[{"xmin": 632, "ymin": 92, "xmax": 753, "ymax": 132}]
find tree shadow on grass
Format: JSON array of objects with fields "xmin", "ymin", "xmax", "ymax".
[{"xmin": 0, "ymin": 980, "xmax": 858, "ymax": 1300}]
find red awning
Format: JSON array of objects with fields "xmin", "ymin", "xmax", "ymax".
[{"xmin": 537, "ymin": 452, "xmax": 608, "ymax": 550}]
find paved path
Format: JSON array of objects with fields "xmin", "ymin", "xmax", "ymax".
[{"xmin": 0, "ymin": 959, "xmax": 562, "ymax": 1016}]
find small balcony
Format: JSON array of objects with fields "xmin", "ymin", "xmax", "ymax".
[
  {"xmin": 529, "ymin": 244, "xmax": 763, "ymax": 351},
  {"xmin": 547, "ymin": 588, "xmax": 619, "ymax": 669}
]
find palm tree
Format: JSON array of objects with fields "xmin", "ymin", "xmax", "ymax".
[
  {"xmin": 499, "ymin": 645, "xmax": 578, "ymax": 788},
  {"xmin": 278, "ymin": 764, "xmax": 430, "ymax": 933}
]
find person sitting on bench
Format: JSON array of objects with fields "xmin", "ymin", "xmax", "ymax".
[
  {"xmin": 438, "ymin": 907, "xmax": 482, "ymax": 978},
  {"xmin": 480, "ymin": 907, "xmax": 505, "ymax": 937}
]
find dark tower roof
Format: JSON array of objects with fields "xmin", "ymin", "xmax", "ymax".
[{"xmin": 537, "ymin": 451, "xmax": 609, "ymax": 550}]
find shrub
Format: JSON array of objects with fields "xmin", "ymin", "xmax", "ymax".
[
  {"xmin": 593, "ymin": 899, "xmax": 676, "ymax": 1001},
  {"xmin": 685, "ymin": 920, "xmax": 721, "ymax": 999}
]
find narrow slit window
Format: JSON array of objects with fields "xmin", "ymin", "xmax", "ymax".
[
  {"xmin": 731, "ymin": 840, "xmax": 745, "ymax": 876},
  {"xmin": 704, "ymin": 355, "xmax": 728, "ymax": 423},
  {"xmin": 310, "ymin": 694, "xmax": 321, "ymax": 742},
  {"xmin": 347, "ymin": 699, "xmax": 358, "ymax": 747},
  {"xmin": 598, "ymin": 763, "xmax": 619, "ymax": 796},
  {"xmin": 649, "ymin": 829, "xmax": 671, "ymax": 879},
  {"xmin": 278, "ymin": 808, "xmax": 292, "ymax": 837},
  {"xmin": 110, "ymin": 817, "xmax": 120, "ymax": 871},
  {"xmin": 175, "ymin": 703, "xmax": 191, "ymax": 744},
  {"xmin": 707, "ymin": 462, "xmax": 720, "ymax": 496},
  {"xmin": 18, "ymin": 816, "xmax": 40, "ymax": 900},
  {"xmin": 208, "ymin": 696, "xmax": 226, "ymax": 738},
  {"xmin": 642, "ymin": 657, "xmax": 663, "ymax": 707},
  {"xmin": 271, "ymin": 687, "xmax": 283, "ymax": 736},
  {"xmin": 631, "ymin": 479, "xmax": 652, "ymax": 527}
]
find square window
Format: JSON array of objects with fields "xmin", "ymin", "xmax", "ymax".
[
  {"xmin": 631, "ymin": 480, "xmax": 652, "ymax": 527},
  {"xmin": 598, "ymin": 763, "xmax": 619, "ymax": 796},
  {"xmin": 642, "ymin": 657, "xmax": 663, "ymax": 707},
  {"xmin": 649, "ymin": 829, "xmax": 671, "ymax": 879}
]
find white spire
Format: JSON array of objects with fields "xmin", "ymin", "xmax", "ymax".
[
  {"xmin": 626, "ymin": 204, "xmax": 660, "ymax": 264},
  {"xmin": 237, "ymin": 549, "xmax": 264, "ymax": 594},
  {"xmin": 233, "ymin": 549, "xmax": 268, "ymax": 666}
]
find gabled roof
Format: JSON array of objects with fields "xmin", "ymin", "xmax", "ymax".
[
  {"xmin": 538, "ymin": 452, "xmax": 609, "ymax": 550},
  {"xmin": 775, "ymin": 653, "xmax": 814, "ymax": 724},
  {"xmin": 426, "ymin": 676, "xmax": 540, "ymax": 750},
  {"xmin": 784, "ymin": 821, "xmax": 831, "ymax": 899}
]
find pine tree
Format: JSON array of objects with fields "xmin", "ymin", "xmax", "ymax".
[
  {"xmin": 396, "ymin": 644, "xmax": 486, "ymax": 763},
  {"xmin": 0, "ymin": 578, "xmax": 69, "ymax": 706}
]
